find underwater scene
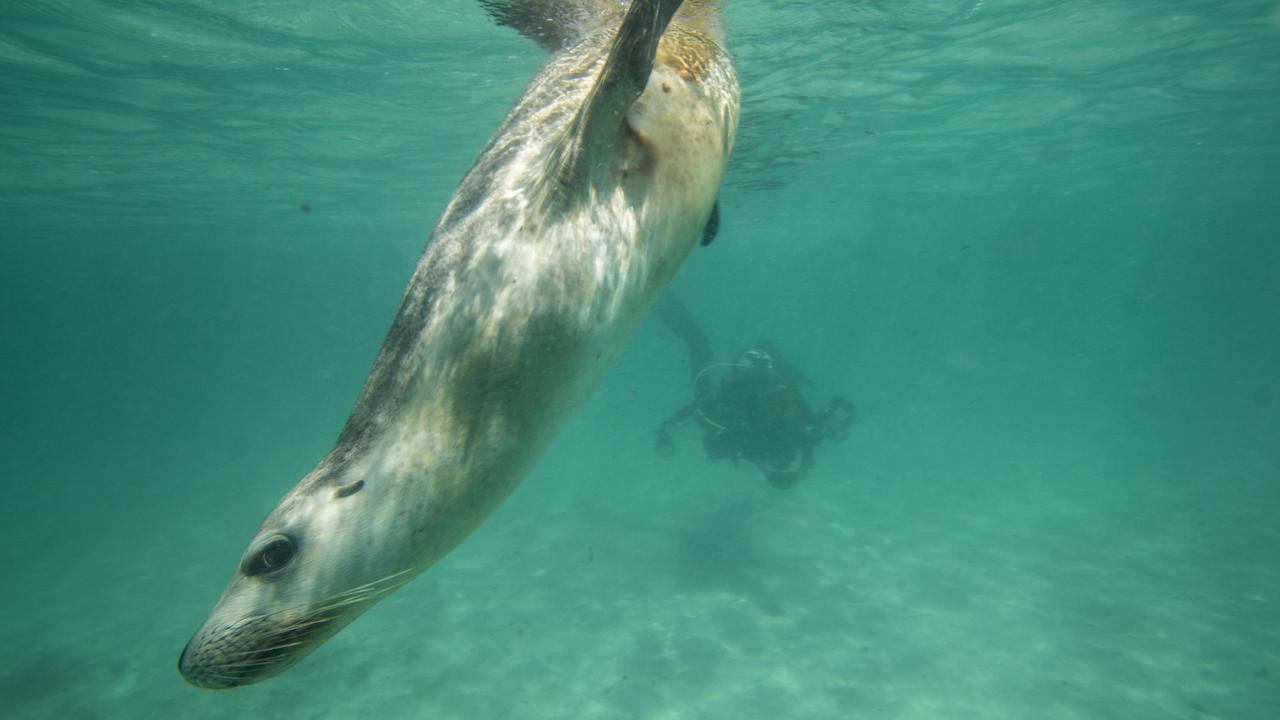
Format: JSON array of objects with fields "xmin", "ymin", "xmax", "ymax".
[{"xmin": 2, "ymin": 0, "xmax": 1278, "ymax": 718}]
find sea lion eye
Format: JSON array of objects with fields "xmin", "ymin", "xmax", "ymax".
[{"xmin": 244, "ymin": 535, "xmax": 296, "ymax": 576}]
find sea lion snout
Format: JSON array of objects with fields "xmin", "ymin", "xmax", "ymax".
[{"xmin": 179, "ymin": 603, "xmax": 342, "ymax": 689}]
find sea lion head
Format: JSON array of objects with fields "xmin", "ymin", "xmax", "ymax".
[{"xmin": 179, "ymin": 470, "xmax": 412, "ymax": 689}]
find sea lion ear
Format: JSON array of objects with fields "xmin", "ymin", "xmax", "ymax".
[{"xmin": 333, "ymin": 479, "xmax": 365, "ymax": 499}]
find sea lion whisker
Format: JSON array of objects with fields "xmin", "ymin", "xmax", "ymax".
[
  {"xmin": 199, "ymin": 668, "xmax": 253, "ymax": 683},
  {"xmin": 329, "ymin": 570, "xmax": 415, "ymax": 598},
  {"xmin": 311, "ymin": 577, "xmax": 412, "ymax": 611},
  {"xmin": 217, "ymin": 640, "xmax": 311, "ymax": 661},
  {"xmin": 220, "ymin": 661, "xmax": 278, "ymax": 673},
  {"xmin": 272, "ymin": 617, "xmax": 336, "ymax": 635},
  {"xmin": 307, "ymin": 571, "xmax": 413, "ymax": 610},
  {"xmin": 210, "ymin": 662, "xmax": 274, "ymax": 672}
]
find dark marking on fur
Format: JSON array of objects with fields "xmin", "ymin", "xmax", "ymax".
[
  {"xmin": 451, "ymin": 311, "xmax": 586, "ymax": 456},
  {"xmin": 334, "ymin": 480, "xmax": 365, "ymax": 499}
]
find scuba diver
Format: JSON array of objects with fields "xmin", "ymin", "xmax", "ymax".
[{"xmin": 653, "ymin": 294, "xmax": 854, "ymax": 489}]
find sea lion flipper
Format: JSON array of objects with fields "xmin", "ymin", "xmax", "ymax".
[
  {"xmin": 700, "ymin": 199, "xmax": 720, "ymax": 246},
  {"xmin": 480, "ymin": 0, "xmax": 593, "ymax": 51},
  {"xmin": 595, "ymin": 0, "xmax": 685, "ymax": 104},
  {"xmin": 556, "ymin": 0, "xmax": 685, "ymax": 188}
]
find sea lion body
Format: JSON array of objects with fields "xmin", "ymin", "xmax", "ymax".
[{"xmin": 180, "ymin": 0, "xmax": 737, "ymax": 689}]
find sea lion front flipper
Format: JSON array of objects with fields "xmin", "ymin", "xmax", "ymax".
[
  {"xmin": 556, "ymin": 0, "xmax": 685, "ymax": 189},
  {"xmin": 700, "ymin": 199, "xmax": 720, "ymax": 246}
]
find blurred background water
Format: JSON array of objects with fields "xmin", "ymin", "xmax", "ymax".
[{"xmin": 2, "ymin": 1, "xmax": 1278, "ymax": 718}]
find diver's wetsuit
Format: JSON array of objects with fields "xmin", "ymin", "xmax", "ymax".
[{"xmin": 654, "ymin": 295, "xmax": 852, "ymax": 489}]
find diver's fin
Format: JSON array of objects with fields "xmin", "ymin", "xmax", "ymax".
[
  {"xmin": 557, "ymin": 0, "xmax": 685, "ymax": 188},
  {"xmin": 700, "ymin": 200, "xmax": 720, "ymax": 246},
  {"xmin": 480, "ymin": 0, "xmax": 606, "ymax": 51}
]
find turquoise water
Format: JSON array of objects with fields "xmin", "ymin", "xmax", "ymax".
[{"xmin": 3, "ymin": 0, "xmax": 1279, "ymax": 717}]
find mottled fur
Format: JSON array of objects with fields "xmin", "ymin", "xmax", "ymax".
[{"xmin": 181, "ymin": 0, "xmax": 737, "ymax": 689}]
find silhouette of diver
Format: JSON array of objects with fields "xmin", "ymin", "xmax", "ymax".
[{"xmin": 653, "ymin": 295, "xmax": 854, "ymax": 489}]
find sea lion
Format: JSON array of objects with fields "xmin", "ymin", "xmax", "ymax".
[{"xmin": 179, "ymin": 0, "xmax": 737, "ymax": 689}]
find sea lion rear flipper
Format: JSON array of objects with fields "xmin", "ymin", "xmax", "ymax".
[
  {"xmin": 483, "ymin": 0, "xmax": 686, "ymax": 189},
  {"xmin": 557, "ymin": 0, "xmax": 685, "ymax": 187},
  {"xmin": 480, "ymin": 0, "xmax": 595, "ymax": 51}
]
